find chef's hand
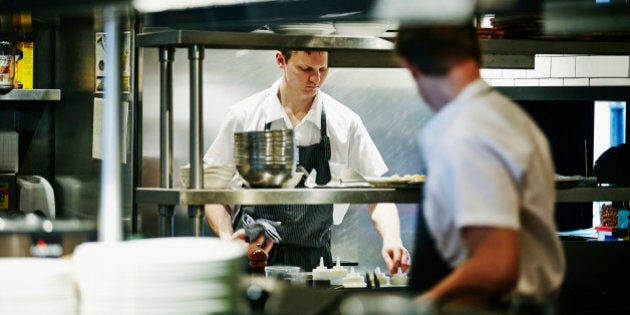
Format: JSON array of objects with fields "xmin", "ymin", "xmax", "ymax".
[
  {"xmin": 232, "ymin": 229, "xmax": 274, "ymax": 257},
  {"xmin": 382, "ymin": 242, "xmax": 411, "ymax": 275}
]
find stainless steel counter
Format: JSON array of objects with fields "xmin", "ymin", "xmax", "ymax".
[
  {"xmin": 136, "ymin": 187, "xmax": 421, "ymax": 205},
  {"xmin": 136, "ymin": 186, "xmax": 630, "ymax": 206}
]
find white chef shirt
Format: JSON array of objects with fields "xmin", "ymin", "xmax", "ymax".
[
  {"xmin": 204, "ymin": 78, "xmax": 388, "ymax": 179},
  {"xmin": 418, "ymin": 79, "xmax": 566, "ymax": 299}
]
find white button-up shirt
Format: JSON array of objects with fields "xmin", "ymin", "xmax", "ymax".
[
  {"xmin": 203, "ymin": 79, "xmax": 388, "ymax": 179},
  {"xmin": 418, "ymin": 79, "xmax": 566, "ymax": 299}
]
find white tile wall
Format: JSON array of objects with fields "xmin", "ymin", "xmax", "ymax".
[
  {"xmin": 563, "ymin": 78, "xmax": 589, "ymax": 86},
  {"xmin": 513, "ymin": 79, "xmax": 539, "ymax": 86},
  {"xmin": 485, "ymin": 55, "xmax": 630, "ymax": 86},
  {"xmin": 551, "ymin": 57, "xmax": 576, "ymax": 78},
  {"xmin": 576, "ymin": 56, "xmax": 629, "ymax": 78},
  {"xmin": 590, "ymin": 78, "xmax": 630, "ymax": 86},
  {"xmin": 539, "ymin": 78, "xmax": 564, "ymax": 86},
  {"xmin": 526, "ymin": 56, "xmax": 551, "ymax": 78},
  {"xmin": 480, "ymin": 69, "xmax": 503, "ymax": 79},
  {"xmin": 502, "ymin": 69, "xmax": 528, "ymax": 78}
]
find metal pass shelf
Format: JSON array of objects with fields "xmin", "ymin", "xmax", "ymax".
[
  {"xmin": 136, "ymin": 187, "xmax": 421, "ymax": 205},
  {"xmin": 136, "ymin": 186, "xmax": 630, "ymax": 206}
]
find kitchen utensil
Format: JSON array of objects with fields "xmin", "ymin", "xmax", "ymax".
[
  {"xmin": 17, "ymin": 175, "xmax": 55, "ymax": 219},
  {"xmin": 234, "ymin": 129, "xmax": 296, "ymax": 188}
]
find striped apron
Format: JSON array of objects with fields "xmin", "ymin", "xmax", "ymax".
[{"xmin": 237, "ymin": 108, "xmax": 334, "ymax": 271}]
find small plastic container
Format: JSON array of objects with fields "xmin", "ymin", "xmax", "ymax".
[
  {"xmin": 264, "ymin": 266, "xmax": 300, "ymax": 282},
  {"xmin": 595, "ymin": 226, "xmax": 613, "ymax": 241},
  {"xmin": 329, "ymin": 257, "xmax": 348, "ymax": 286}
]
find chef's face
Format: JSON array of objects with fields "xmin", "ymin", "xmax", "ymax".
[{"xmin": 277, "ymin": 50, "xmax": 329, "ymax": 97}]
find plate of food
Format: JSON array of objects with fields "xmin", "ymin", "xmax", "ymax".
[{"xmin": 365, "ymin": 174, "xmax": 426, "ymax": 188}]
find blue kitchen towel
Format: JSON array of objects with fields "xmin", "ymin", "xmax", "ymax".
[{"xmin": 242, "ymin": 214, "xmax": 282, "ymax": 243}]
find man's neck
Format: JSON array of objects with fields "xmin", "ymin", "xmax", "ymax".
[
  {"xmin": 426, "ymin": 60, "xmax": 480, "ymax": 112},
  {"xmin": 278, "ymin": 83, "xmax": 315, "ymax": 127}
]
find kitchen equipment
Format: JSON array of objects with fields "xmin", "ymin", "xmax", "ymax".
[
  {"xmin": 234, "ymin": 129, "xmax": 295, "ymax": 188},
  {"xmin": 17, "ymin": 175, "xmax": 55, "ymax": 219},
  {"xmin": 0, "ymin": 217, "xmax": 96, "ymax": 257},
  {"xmin": 0, "ymin": 41, "xmax": 15, "ymax": 94},
  {"xmin": 264, "ymin": 265, "xmax": 300, "ymax": 282}
]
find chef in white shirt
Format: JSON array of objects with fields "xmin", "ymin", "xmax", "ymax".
[{"xmin": 203, "ymin": 49, "xmax": 411, "ymax": 273}]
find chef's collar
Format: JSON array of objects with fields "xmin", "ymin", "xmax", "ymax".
[
  {"xmin": 264, "ymin": 78, "xmax": 323, "ymax": 130},
  {"xmin": 448, "ymin": 78, "xmax": 491, "ymax": 110}
]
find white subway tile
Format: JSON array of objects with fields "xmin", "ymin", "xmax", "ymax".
[
  {"xmin": 538, "ymin": 78, "xmax": 564, "ymax": 86},
  {"xmin": 551, "ymin": 56, "xmax": 576, "ymax": 78},
  {"xmin": 563, "ymin": 78, "xmax": 589, "ymax": 86},
  {"xmin": 576, "ymin": 56, "xmax": 629, "ymax": 77},
  {"xmin": 589, "ymin": 78, "xmax": 630, "ymax": 86},
  {"xmin": 514, "ymin": 79, "xmax": 539, "ymax": 86},
  {"xmin": 480, "ymin": 68, "xmax": 503, "ymax": 79},
  {"xmin": 502, "ymin": 69, "xmax": 528, "ymax": 78},
  {"xmin": 491, "ymin": 79, "xmax": 515, "ymax": 86},
  {"xmin": 526, "ymin": 56, "xmax": 551, "ymax": 78}
]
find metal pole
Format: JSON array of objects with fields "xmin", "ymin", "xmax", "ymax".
[
  {"xmin": 188, "ymin": 44, "xmax": 204, "ymax": 236},
  {"xmin": 158, "ymin": 46, "xmax": 175, "ymax": 237},
  {"xmin": 98, "ymin": 5, "xmax": 123, "ymax": 242}
]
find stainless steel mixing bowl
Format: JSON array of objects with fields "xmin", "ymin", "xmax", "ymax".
[{"xmin": 234, "ymin": 129, "xmax": 295, "ymax": 188}]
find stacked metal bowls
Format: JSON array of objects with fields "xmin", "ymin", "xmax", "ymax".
[{"xmin": 234, "ymin": 129, "xmax": 295, "ymax": 188}]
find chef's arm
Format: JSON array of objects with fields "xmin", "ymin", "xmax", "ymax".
[
  {"xmin": 369, "ymin": 203, "xmax": 411, "ymax": 274},
  {"xmin": 418, "ymin": 227, "xmax": 519, "ymax": 306},
  {"xmin": 204, "ymin": 204, "xmax": 234, "ymax": 240}
]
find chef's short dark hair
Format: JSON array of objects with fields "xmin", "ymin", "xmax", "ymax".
[
  {"xmin": 395, "ymin": 24, "xmax": 481, "ymax": 76},
  {"xmin": 278, "ymin": 50, "xmax": 327, "ymax": 63}
]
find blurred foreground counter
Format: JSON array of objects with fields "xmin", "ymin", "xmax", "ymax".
[{"xmin": 247, "ymin": 276, "xmax": 515, "ymax": 315}]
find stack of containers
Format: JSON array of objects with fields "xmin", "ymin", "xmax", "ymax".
[{"xmin": 233, "ymin": 129, "xmax": 295, "ymax": 188}]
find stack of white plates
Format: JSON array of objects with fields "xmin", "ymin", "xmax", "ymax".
[
  {"xmin": 333, "ymin": 22, "xmax": 392, "ymax": 36},
  {"xmin": 0, "ymin": 258, "xmax": 77, "ymax": 315},
  {"xmin": 268, "ymin": 22, "xmax": 336, "ymax": 35},
  {"xmin": 73, "ymin": 237, "xmax": 246, "ymax": 315},
  {"xmin": 180, "ymin": 164, "xmax": 235, "ymax": 189}
]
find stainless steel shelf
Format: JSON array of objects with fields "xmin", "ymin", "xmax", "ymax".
[
  {"xmin": 136, "ymin": 30, "xmax": 394, "ymax": 51},
  {"xmin": 136, "ymin": 30, "xmax": 630, "ymax": 69},
  {"xmin": 136, "ymin": 187, "xmax": 421, "ymax": 205},
  {"xmin": 556, "ymin": 187, "xmax": 630, "ymax": 203},
  {"xmin": 0, "ymin": 89, "xmax": 61, "ymax": 101},
  {"xmin": 137, "ymin": 186, "xmax": 630, "ymax": 206}
]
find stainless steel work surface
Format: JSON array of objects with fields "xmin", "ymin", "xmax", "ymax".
[{"xmin": 136, "ymin": 187, "xmax": 421, "ymax": 205}]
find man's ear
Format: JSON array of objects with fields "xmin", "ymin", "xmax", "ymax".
[{"xmin": 275, "ymin": 51, "xmax": 286, "ymax": 68}]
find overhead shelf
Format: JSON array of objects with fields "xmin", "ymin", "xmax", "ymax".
[
  {"xmin": 0, "ymin": 89, "xmax": 61, "ymax": 101},
  {"xmin": 136, "ymin": 30, "xmax": 630, "ymax": 69}
]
